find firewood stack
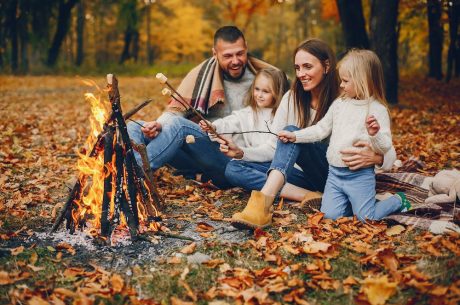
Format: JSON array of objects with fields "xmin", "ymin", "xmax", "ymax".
[{"xmin": 51, "ymin": 74, "xmax": 162, "ymax": 240}]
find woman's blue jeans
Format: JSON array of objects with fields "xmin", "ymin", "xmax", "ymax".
[
  {"xmin": 127, "ymin": 116, "xmax": 231, "ymax": 188},
  {"xmin": 321, "ymin": 166, "xmax": 402, "ymax": 221},
  {"xmin": 225, "ymin": 125, "xmax": 329, "ymax": 192}
]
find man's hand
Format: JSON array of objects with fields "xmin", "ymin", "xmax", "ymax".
[
  {"xmin": 278, "ymin": 130, "xmax": 296, "ymax": 143},
  {"xmin": 141, "ymin": 121, "xmax": 162, "ymax": 138},
  {"xmin": 215, "ymin": 137, "xmax": 244, "ymax": 159},
  {"xmin": 366, "ymin": 115, "xmax": 380, "ymax": 136},
  {"xmin": 340, "ymin": 140, "xmax": 384, "ymax": 170}
]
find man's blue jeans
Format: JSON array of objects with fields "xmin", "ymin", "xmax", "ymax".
[
  {"xmin": 225, "ymin": 125, "xmax": 329, "ymax": 192},
  {"xmin": 321, "ymin": 166, "xmax": 402, "ymax": 221},
  {"xmin": 127, "ymin": 116, "xmax": 231, "ymax": 188}
]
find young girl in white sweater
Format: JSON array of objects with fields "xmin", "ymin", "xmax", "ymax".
[
  {"xmin": 199, "ymin": 68, "xmax": 288, "ymax": 163},
  {"xmin": 279, "ymin": 49, "xmax": 411, "ymax": 221}
]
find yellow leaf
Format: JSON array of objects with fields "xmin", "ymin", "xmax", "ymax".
[
  {"xmin": 170, "ymin": 296, "xmax": 195, "ymax": 305},
  {"xmin": 28, "ymin": 296, "xmax": 50, "ymax": 305},
  {"xmin": 0, "ymin": 271, "xmax": 13, "ymax": 285},
  {"xmin": 361, "ymin": 276, "xmax": 397, "ymax": 305},
  {"xmin": 29, "ymin": 251, "xmax": 38, "ymax": 265},
  {"xmin": 27, "ymin": 264, "xmax": 45, "ymax": 272},
  {"xmin": 385, "ymin": 225, "xmax": 405, "ymax": 236}
]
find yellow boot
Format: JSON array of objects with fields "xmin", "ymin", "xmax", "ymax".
[
  {"xmin": 231, "ymin": 191, "xmax": 275, "ymax": 229},
  {"xmin": 301, "ymin": 191, "xmax": 323, "ymax": 211}
]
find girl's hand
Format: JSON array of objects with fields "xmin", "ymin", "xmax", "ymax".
[
  {"xmin": 215, "ymin": 137, "xmax": 244, "ymax": 159},
  {"xmin": 278, "ymin": 130, "xmax": 296, "ymax": 143},
  {"xmin": 199, "ymin": 120, "xmax": 215, "ymax": 134},
  {"xmin": 141, "ymin": 121, "xmax": 162, "ymax": 138},
  {"xmin": 366, "ymin": 115, "xmax": 380, "ymax": 136}
]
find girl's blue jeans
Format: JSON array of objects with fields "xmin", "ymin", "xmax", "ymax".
[
  {"xmin": 225, "ymin": 125, "xmax": 329, "ymax": 192},
  {"xmin": 321, "ymin": 165, "xmax": 402, "ymax": 221},
  {"xmin": 127, "ymin": 116, "xmax": 231, "ymax": 188}
]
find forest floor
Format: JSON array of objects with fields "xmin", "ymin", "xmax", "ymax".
[{"xmin": 0, "ymin": 75, "xmax": 459, "ymax": 305}]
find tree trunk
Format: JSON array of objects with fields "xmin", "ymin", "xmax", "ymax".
[
  {"xmin": 427, "ymin": 0, "xmax": 443, "ymax": 80},
  {"xmin": 132, "ymin": 30, "xmax": 139, "ymax": 62},
  {"xmin": 7, "ymin": 0, "xmax": 19, "ymax": 73},
  {"xmin": 146, "ymin": 3, "xmax": 154, "ymax": 65},
  {"xmin": 75, "ymin": 0, "xmax": 84, "ymax": 66},
  {"xmin": 119, "ymin": 29, "xmax": 132, "ymax": 64},
  {"xmin": 446, "ymin": 0, "xmax": 460, "ymax": 82},
  {"xmin": 336, "ymin": 0, "xmax": 370, "ymax": 49},
  {"xmin": 18, "ymin": 0, "xmax": 30, "ymax": 74},
  {"xmin": 370, "ymin": 0, "xmax": 399, "ymax": 104},
  {"xmin": 47, "ymin": 0, "xmax": 79, "ymax": 67}
]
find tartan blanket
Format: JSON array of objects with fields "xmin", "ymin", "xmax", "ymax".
[
  {"xmin": 167, "ymin": 55, "xmax": 277, "ymax": 116},
  {"xmin": 376, "ymin": 158, "xmax": 459, "ymax": 233}
]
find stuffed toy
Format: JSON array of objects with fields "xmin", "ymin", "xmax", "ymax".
[{"xmin": 425, "ymin": 169, "xmax": 460, "ymax": 204}]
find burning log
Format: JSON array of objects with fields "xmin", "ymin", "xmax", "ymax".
[{"xmin": 51, "ymin": 75, "xmax": 162, "ymax": 241}]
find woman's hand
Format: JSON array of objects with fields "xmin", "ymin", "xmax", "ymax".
[
  {"xmin": 199, "ymin": 120, "xmax": 215, "ymax": 134},
  {"xmin": 366, "ymin": 115, "xmax": 380, "ymax": 136},
  {"xmin": 278, "ymin": 130, "xmax": 296, "ymax": 143},
  {"xmin": 340, "ymin": 140, "xmax": 384, "ymax": 170},
  {"xmin": 215, "ymin": 137, "xmax": 244, "ymax": 159},
  {"xmin": 141, "ymin": 121, "xmax": 162, "ymax": 138}
]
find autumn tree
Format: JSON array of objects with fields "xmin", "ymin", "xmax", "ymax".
[
  {"xmin": 336, "ymin": 0, "xmax": 369, "ymax": 49},
  {"xmin": 75, "ymin": 0, "xmax": 85, "ymax": 66},
  {"xmin": 47, "ymin": 0, "xmax": 80, "ymax": 67},
  {"xmin": 446, "ymin": 0, "xmax": 460, "ymax": 82},
  {"xmin": 370, "ymin": 0, "xmax": 399, "ymax": 104},
  {"xmin": 427, "ymin": 0, "xmax": 443, "ymax": 79},
  {"xmin": 118, "ymin": 0, "xmax": 140, "ymax": 64}
]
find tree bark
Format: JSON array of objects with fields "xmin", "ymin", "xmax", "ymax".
[
  {"xmin": 7, "ymin": 0, "xmax": 19, "ymax": 73},
  {"xmin": 336, "ymin": 0, "xmax": 370, "ymax": 49},
  {"xmin": 145, "ymin": 3, "xmax": 154, "ymax": 65},
  {"xmin": 75, "ymin": 0, "xmax": 84, "ymax": 66},
  {"xmin": 446, "ymin": 0, "xmax": 460, "ymax": 82},
  {"xmin": 427, "ymin": 0, "xmax": 443, "ymax": 80},
  {"xmin": 18, "ymin": 0, "xmax": 30, "ymax": 74},
  {"xmin": 47, "ymin": 0, "xmax": 79, "ymax": 67},
  {"xmin": 119, "ymin": 29, "xmax": 133, "ymax": 64},
  {"xmin": 370, "ymin": 0, "xmax": 399, "ymax": 104}
]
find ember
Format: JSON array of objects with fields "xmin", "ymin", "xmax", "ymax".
[{"xmin": 51, "ymin": 75, "xmax": 162, "ymax": 241}]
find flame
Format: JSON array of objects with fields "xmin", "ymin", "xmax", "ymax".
[{"xmin": 72, "ymin": 90, "xmax": 159, "ymax": 236}]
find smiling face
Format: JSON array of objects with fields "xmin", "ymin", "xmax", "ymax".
[
  {"xmin": 213, "ymin": 37, "xmax": 248, "ymax": 80},
  {"xmin": 339, "ymin": 69, "xmax": 358, "ymax": 99},
  {"xmin": 294, "ymin": 50, "xmax": 327, "ymax": 93},
  {"xmin": 253, "ymin": 74, "xmax": 275, "ymax": 108}
]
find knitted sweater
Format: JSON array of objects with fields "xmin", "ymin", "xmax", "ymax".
[
  {"xmin": 212, "ymin": 106, "xmax": 276, "ymax": 162},
  {"xmin": 293, "ymin": 97, "xmax": 393, "ymax": 168}
]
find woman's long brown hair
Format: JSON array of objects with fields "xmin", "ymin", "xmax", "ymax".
[{"xmin": 291, "ymin": 39, "xmax": 340, "ymax": 128}]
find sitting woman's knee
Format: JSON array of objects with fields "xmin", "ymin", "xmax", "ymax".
[
  {"xmin": 283, "ymin": 125, "xmax": 300, "ymax": 132},
  {"xmin": 225, "ymin": 161, "xmax": 244, "ymax": 185}
]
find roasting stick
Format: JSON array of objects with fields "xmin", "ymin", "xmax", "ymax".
[{"xmin": 156, "ymin": 73, "xmax": 226, "ymax": 142}]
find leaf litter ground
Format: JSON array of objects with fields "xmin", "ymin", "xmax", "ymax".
[{"xmin": 0, "ymin": 76, "xmax": 459, "ymax": 305}]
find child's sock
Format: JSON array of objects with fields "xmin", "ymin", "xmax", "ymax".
[{"xmin": 396, "ymin": 192, "xmax": 412, "ymax": 212}]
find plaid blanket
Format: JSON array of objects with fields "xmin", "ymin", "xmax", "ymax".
[
  {"xmin": 167, "ymin": 55, "xmax": 276, "ymax": 115},
  {"xmin": 376, "ymin": 159, "xmax": 459, "ymax": 233}
]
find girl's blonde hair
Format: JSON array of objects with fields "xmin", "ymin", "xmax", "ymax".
[
  {"xmin": 244, "ymin": 68, "xmax": 289, "ymax": 117},
  {"xmin": 338, "ymin": 49, "xmax": 389, "ymax": 108}
]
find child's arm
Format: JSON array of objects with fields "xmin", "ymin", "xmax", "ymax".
[
  {"xmin": 280, "ymin": 103, "xmax": 335, "ymax": 143},
  {"xmin": 208, "ymin": 111, "xmax": 244, "ymax": 135},
  {"xmin": 366, "ymin": 109, "xmax": 392, "ymax": 155}
]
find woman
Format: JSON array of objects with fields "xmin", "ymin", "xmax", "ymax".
[{"xmin": 222, "ymin": 39, "xmax": 397, "ymax": 229}]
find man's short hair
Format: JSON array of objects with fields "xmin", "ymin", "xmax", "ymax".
[{"xmin": 213, "ymin": 26, "xmax": 245, "ymax": 46}]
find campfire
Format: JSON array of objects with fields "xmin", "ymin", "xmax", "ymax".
[{"xmin": 51, "ymin": 75, "xmax": 163, "ymax": 241}]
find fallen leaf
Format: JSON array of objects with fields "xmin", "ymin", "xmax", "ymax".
[
  {"xmin": 196, "ymin": 222, "xmax": 214, "ymax": 232},
  {"xmin": 170, "ymin": 296, "xmax": 195, "ymax": 305},
  {"xmin": 180, "ymin": 242, "xmax": 197, "ymax": 254},
  {"xmin": 111, "ymin": 273, "xmax": 124, "ymax": 293},
  {"xmin": 11, "ymin": 246, "xmax": 24, "ymax": 256},
  {"xmin": 361, "ymin": 276, "xmax": 397, "ymax": 305},
  {"xmin": 385, "ymin": 225, "xmax": 405, "ymax": 236},
  {"xmin": 0, "ymin": 271, "xmax": 13, "ymax": 285}
]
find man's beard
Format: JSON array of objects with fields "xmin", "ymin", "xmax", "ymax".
[{"xmin": 223, "ymin": 65, "xmax": 246, "ymax": 81}]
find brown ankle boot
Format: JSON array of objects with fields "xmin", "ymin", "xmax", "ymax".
[
  {"xmin": 231, "ymin": 191, "xmax": 275, "ymax": 229},
  {"xmin": 301, "ymin": 191, "xmax": 323, "ymax": 211}
]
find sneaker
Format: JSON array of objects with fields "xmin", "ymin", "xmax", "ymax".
[{"xmin": 396, "ymin": 192, "xmax": 412, "ymax": 212}]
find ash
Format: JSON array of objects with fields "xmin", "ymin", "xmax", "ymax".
[{"xmin": 14, "ymin": 217, "xmax": 250, "ymax": 273}]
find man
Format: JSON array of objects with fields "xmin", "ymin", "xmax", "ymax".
[{"xmin": 127, "ymin": 26, "xmax": 278, "ymax": 188}]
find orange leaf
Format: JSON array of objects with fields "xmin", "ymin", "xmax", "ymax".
[
  {"xmin": 111, "ymin": 273, "xmax": 124, "ymax": 293},
  {"xmin": 180, "ymin": 242, "xmax": 197, "ymax": 254},
  {"xmin": 170, "ymin": 296, "xmax": 195, "ymax": 305},
  {"xmin": 11, "ymin": 246, "xmax": 24, "ymax": 256},
  {"xmin": 361, "ymin": 276, "xmax": 397, "ymax": 305},
  {"xmin": 196, "ymin": 222, "xmax": 214, "ymax": 232}
]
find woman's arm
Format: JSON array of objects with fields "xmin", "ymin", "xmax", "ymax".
[{"xmin": 340, "ymin": 141, "xmax": 397, "ymax": 171}]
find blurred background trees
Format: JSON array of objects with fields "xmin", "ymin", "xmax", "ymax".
[{"xmin": 1, "ymin": 0, "xmax": 459, "ymax": 103}]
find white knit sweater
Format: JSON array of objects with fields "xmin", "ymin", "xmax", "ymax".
[
  {"xmin": 293, "ymin": 97, "xmax": 393, "ymax": 168},
  {"xmin": 212, "ymin": 106, "xmax": 277, "ymax": 162}
]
